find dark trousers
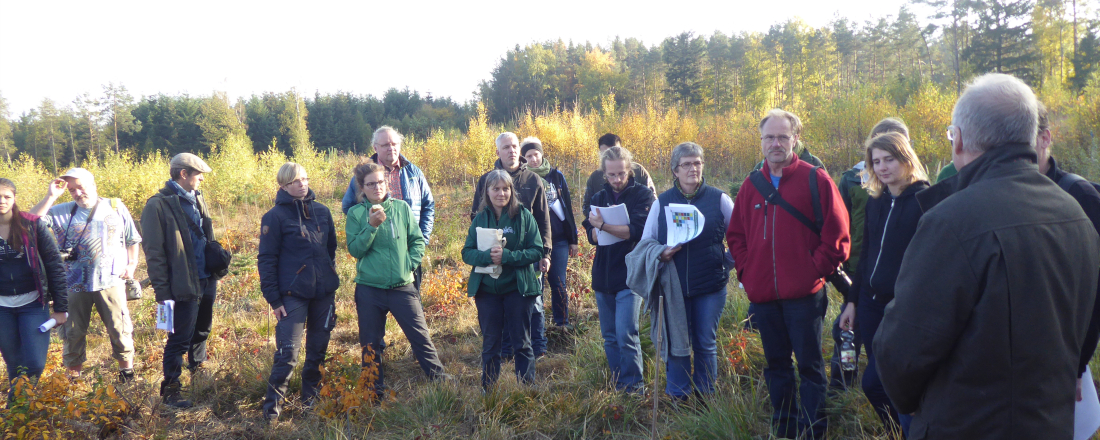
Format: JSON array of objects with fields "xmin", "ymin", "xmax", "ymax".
[
  {"xmin": 547, "ymin": 240, "xmax": 571, "ymax": 325},
  {"xmin": 501, "ymin": 283, "xmax": 547, "ymax": 357},
  {"xmin": 756, "ymin": 288, "xmax": 828, "ymax": 440},
  {"xmin": 162, "ymin": 277, "xmax": 216, "ymax": 393},
  {"xmin": 857, "ymin": 292, "xmax": 910, "ymax": 436},
  {"xmin": 354, "ymin": 283, "xmax": 444, "ymax": 391},
  {"xmin": 0, "ymin": 301, "xmax": 51, "ymax": 397},
  {"xmin": 413, "ymin": 264, "xmax": 423, "ymax": 292},
  {"xmin": 262, "ymin": 292, "xmax": 335, "ymax": 418},
  {"xmin": 474, "ymin": 291, "xmax": 536, "ymax": 389}
]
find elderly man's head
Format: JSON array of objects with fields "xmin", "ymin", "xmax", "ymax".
[
  {"xmin": 495, "ymin": 132, "xmax": 521, "ymax": 171},
  {"xmin": 949, "ymin": 73, "xmax": 1039, "ymax": 169},
  {"xmin": 59, "ymin": 168, "xmax": 98, "ymax": 208},
  {"xmin": 372, "ymin": 126, "xmax": 403, "ymax": 167}
]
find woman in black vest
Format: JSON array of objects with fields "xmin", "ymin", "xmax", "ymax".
[{"xmin": 640, "ymin": 142, "xmax": 734, "ymax": 399}]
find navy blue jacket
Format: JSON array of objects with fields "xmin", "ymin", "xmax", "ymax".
[
  {"xmin": 658, "ymin": 182, "xmax": 730, "ymax": 297},
  {"xmin": 542, "ymin": 167, "xmax": 580, "ymax": 245},
  {"xmin": 258, "ymin": 189, "xmax": 340, "ymax": 309},
  {"xmin": 848, "ymin": 180, "xmax": 930, "ymax": 305},
  {"xmin": 584, "ymin": 178, "xmax": 655, "ymax": 294},
  {"xmin": 1046, "ymin": 156, "xmax": 1100, "ymax": 376}
]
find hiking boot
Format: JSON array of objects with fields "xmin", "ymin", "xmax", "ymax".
[
  {"xmin": 160, "ymin": 382, "xmax": 193, "ymax": 409},
  {"xmin": 118, "ymin": 369, "xmax": 135, "ymax": 384}
]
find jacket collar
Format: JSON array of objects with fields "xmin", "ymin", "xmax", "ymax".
[
  {"xmin": 370, "ymin": 153, "xmax": 409, "ymax": 171},
  {"xmin": 886, "ymin": 180, "xmax": 931, "ymax": 199},
  {"xmin": 1044, "ymin": 156, "xmax": 1063, "ymax": 181},
  {"xmin": 917, "ymin": 143, "xmax": 1036, "ymax": 212},
  {"xmin": 494, "ymin": 158, "xmax": 527, "ymax": 176},
  {"xmin": 275, "ymin": 188, "xmax": 317, "ymax": 205},
  {"xmin": 602, "ymin": 177, "xmax": 640, "ymax": 197}
]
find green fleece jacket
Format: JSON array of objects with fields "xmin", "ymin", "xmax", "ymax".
[
  {"xmin": 346, "ymin": 196, "xmax": 425, "ymax": 289},
  {"xmin": 462, "ymin": 205, "xmax": 544, "ymax": 297}
]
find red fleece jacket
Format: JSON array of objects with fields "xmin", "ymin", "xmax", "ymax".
[{"xmin": 726, "ymin": 156, "xmax": 850, "ymax": 304}]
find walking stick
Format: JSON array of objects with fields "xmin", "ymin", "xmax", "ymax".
[{"xmin": 652, "ymin": 294, "xmax": 664, "ymax": 440}]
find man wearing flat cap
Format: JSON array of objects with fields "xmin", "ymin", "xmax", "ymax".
[
  {"xmin": 141, "ymin": 153, "xmax": 219, "ymax": 408},
  {"xmin": 30, "ymin": 167, "xmax": 141, "ymax": 383}
]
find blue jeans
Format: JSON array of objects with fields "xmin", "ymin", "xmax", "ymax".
[
  {"xmin": 475, "ymin": 291, "xmax": 536, "ymax": 389},
  {"xmin": 0, "ymin": 301, "xmax": 52, "ymax": 389},
  {"xmin": 548, "ymin": 240, "xmax": 570, "ymax": 325},
  {"xmin": 665, "ymin": 288, "xmax": 727, "ymax": 397},
  {"xmin": 756, "ymin": 289, "xmax": 828, "ymax": 440},
  {"xmin": 595, "ymin": 288, "xmax": 644, "ymax": 391},
  {"xmin": 858, "ymin": 292, "xmax": 910, "ymax": 436}
]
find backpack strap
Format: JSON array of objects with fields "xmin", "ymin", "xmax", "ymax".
[
  {"xmin": 809, "ymin": 166, "xmax": 824, "ymax": 233},
  {"xmin": 1059, "ymin": 172, "xmax": 1087, "ymax": 194},
  {"xmin": 749, "ymin": 170, "xmax": 821, "ymax": 236}
]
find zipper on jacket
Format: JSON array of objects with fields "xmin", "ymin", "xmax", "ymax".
[
  {"xmin": 770, "ymin": 204, "xmax": 780, "ymax": 300},
  {"xmin": 868, "ymin": 197, "xmax": 895, "ymax": 300}
]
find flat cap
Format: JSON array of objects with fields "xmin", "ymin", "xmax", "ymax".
[{"xmin": 169, "ymin": 153, "xmax": 212, "ymax": 173}]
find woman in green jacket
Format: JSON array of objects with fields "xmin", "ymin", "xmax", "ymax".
[
  {"xmin": 347, "ymin": 162, "xmax": 448, "ymax": 396},
  {"xmin": 462, "ymin": 169, "xmax": 545, "ymax": 389}
]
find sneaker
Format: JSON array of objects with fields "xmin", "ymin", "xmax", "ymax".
[
  {"xmin": 163, "ymin": 392, "xmax": 193, "ymax": 409},
  {"xmin": 119, "ymin": 369, "xmax": 135, "ymax": 383}
]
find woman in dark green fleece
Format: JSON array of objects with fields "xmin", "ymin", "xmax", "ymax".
[
  {"xmin": 347, "ymin": 162, "xmax": 448, "ymax": 396},
  {"xmin": 463, "ymin": 170, "xmax": 545, "ymax": 389}
]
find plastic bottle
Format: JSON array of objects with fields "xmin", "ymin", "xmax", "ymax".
[{"xmin": 840, "ymin": 330, "xmax": 857, "ymax": 371}]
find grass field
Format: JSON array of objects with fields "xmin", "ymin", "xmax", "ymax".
[{"xmin": 5, "ymin": 176, "xmax": 1093, "ymax": 440}]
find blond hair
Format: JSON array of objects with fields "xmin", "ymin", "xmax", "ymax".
[
  {"xmin": 276, "ymin": 162, "xmax": 307, "ymax": 187},
  {"xmin": 863, "ymin": 132, "xmax": 928, "ymax": 198}
]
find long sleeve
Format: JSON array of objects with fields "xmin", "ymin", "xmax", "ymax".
[
  {"xmin": 406, "ymin": 204, "xmax": 426, "ymax": 271},
  {"xmin": 809, "ymin": 168, "xmax": 851, "ymax": 278},
  {"xmin": 257, "ymin": 209, "xmax": 284, "ymax": 309},
  {"xmin": 345, "ymin": 206, "xmax": 378, "ymax": 259},
  {"xmin": 502, "ymin": 210, "xmax": 545, "ymax": 266},
  {"xmin": 418, "ymin": 172, "xmax": 436, "ymax": 245},
  {"xmin": 35, "ymin": 218, "xmax": 68, "ymax": 313},
  {"xmin": 726, "ymin": 182, "xmax": 751, "ymax": 277},
  {"xmin": 470, "ymin": 174, "xmax": 486, "ymax": 221},
  {"xmin": 140, "ymin": 200, "xmax": 172, "ymax": 302},
  {"xmin": 461, "ymin": 218, "xmax": 492, "ymax": 267},
  {"xmin": 557, "ymin": 172, "xmax": 579, "ymax": 245},
  {"xmin": 628, "ymin": 189, "xmax": 656, "ymax": 242},
  {"xmin": 341, "ymin": 177, "xmax": 358, "ymax": 215},
  {"xmin": 641, "ymin": 199, "xmax": 662, "ymax": 243},
  {"xmin": 874, "ymin": 216, "xmax": 979, "ymax": 414},
  {"xmin": 529, "ymin": 178, "xmax": 553, "ymax": 256},
  {"xmin": 846, "ymin": 211, "xmax": 873, "ymax": 305},
  {"xmin": 1073, "ymin": 183, "xmax": 1100, "ymax": 376}
]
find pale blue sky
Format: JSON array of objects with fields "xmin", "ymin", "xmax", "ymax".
[{"xmin": 0, "ymin": 0, "xmax": 911, "ymax": 116}]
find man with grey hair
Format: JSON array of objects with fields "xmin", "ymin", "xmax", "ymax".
[
  {"xmin": 30, "ymin": 168, "xmax": 141, "ymax": 384},
  {"xmin": 728, "ymin": 108, "xmax": 850, "ymax": 440},
  {"xmin": 341, "ymin": 126, "xmax": 435, "ymax": 290},
  {"xmin": 875, "ymin": 73, "xmax": 1100, "ymax": 439},
  {"xmin": 472, "ymin": 132, "xmax": 552, "ymax": 358}
]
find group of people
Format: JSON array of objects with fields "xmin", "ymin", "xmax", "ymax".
[{"xmin": 2, "ymin": 71, "xmax": 1099, "ymax": 439}]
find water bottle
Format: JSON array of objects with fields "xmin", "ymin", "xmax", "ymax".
[{"xmin": 840, "ymin": 330, "xmax": 857, "ymax": 371}]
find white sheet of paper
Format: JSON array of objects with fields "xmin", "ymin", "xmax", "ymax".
[
  {"xmin": 474, "ymin": 227, "xmax": 505, "ymax": 278},
  {"xmin": 156, "ymin": 300, "xmax": 175, "ymax": 333},
  {"xmin": 663, "ymin": 203, "xmax": 705, "ymax": 247},
  {"xmin": 1075, "ymin": 366, "xmax": 1100, "ymax": 440},
  {"xmin": 549, "ymin": 199, "xmax": 566, "ymax": 222},
  {"xmin": 594, "ymin": 204, "xmax": 629, "ymax": 245}
]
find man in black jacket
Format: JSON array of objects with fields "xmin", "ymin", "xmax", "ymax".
[
  {"xmin": 875, "ymin": 73, "xmax": 1100, "ymax": 439},
  {"xmin": 471, "ymin": 132, "xmax": 552, "ymax": 357},
  {"xmin": 1035, "ymin": 103, "xmax": 1100, "ymax": 401},
  {"xmin": 582, "ymin": 146, "xmax": 654, "ymax": 392}
]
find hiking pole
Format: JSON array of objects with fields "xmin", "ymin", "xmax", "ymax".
[{"xmin": 652, "ymin": 294, "xmax": 664, "ymax": 440}]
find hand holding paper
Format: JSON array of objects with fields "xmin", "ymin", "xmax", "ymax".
[
  {"xmin": 593, "ymin": 204, "xmax": 629, "ymax": 245},
  {"xmin": 474, "ymin": 227, "xmax": 506, "ymax": 279}
]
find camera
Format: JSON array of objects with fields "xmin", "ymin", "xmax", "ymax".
[{"xmin": 58, "ymin": 248, "xmax": 78, "ymax": 262}]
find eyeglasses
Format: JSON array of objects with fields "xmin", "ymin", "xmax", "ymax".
[
  {"xmin": 375, "ymin": 141, "xmax": 399, "ymax": 150},
  {"xmin": 945, "ymin": 126, "xmax": 955, "ymax": 142},
  {"xmin": 361, "ymin": 180, "xmax": 385, "ymax": 189},
  {"xmin": 605, "ymin": 171, "xmax": 629, "ymax": 180},
  {"xmin": 761, "ymin": 134, "xmax": 793, "ymax": 144},
  {"xmin": 287, "ymin": 177, "xmax": 309, "ymax": 186},
  {"xmin": 676, "ymin": 161, "xmax": 704, "ymax": 170}
]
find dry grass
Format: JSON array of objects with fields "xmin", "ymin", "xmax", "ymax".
[{"xmin": 3, "ymin": 184, "xmax": 921, "ymax": 440}]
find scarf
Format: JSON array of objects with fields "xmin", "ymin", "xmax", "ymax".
[
  {"xmin": 528, "ymin": 158, "xmax": 552, "ymax": 178},
  {"xmin": 674, "ymin": 178, "xmax": 704, "ymax": 200}
]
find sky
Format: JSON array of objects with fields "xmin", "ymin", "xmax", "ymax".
[{"xmin": 0, "ymin": 0, "xmax": 911, "ymax": 117}]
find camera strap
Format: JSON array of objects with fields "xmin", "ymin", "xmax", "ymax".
[
  {"xmin": 62, "ymin": 200, "xmax": 102, "ymax": 250},
  {"xmin": 748, "ymin": 166, "xmax": 824, "ymax": 237}
]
